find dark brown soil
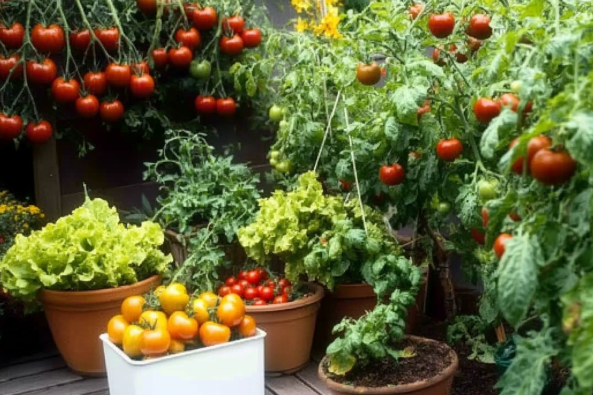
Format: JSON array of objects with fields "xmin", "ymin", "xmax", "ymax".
[{"xmin": 324, "ymin": 338, "xmax": 454, "ymax": 388}]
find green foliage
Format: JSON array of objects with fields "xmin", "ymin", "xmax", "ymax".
[
  {"xmin": 0, "ymin": 197, "xmax": 172, "ymax": 302},
  {"xmin": 447, "ymin": 315, "xmax": 496, "ymax": 364}
]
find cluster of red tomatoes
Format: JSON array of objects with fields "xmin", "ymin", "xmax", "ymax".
[
  {"xmin": 107, "ymin": 282, "xmax": 257, "ymax": 359},
  {"xmin": 218, "ymin": 268, "xmax": 294, "ymax": 305}
]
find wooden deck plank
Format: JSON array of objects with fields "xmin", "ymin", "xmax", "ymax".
[
  {"xmin": 295, "ymin": 363, "xmax": 331, "ymax": 395},
  {"xmin": 266, "ymin": 374, "xmax": 321, "ymax": 395},
  {"xmin": 0, "ymin": 368, "xmax": 82, "ymax": 395},
  {"xmin": 25, "ymin": 378, "xmax": 108, "ymax": 395},
  {"xmin": 0, "ymin": 357, "xmax": 66, "ymax": 383},
  {"xmin": 1, "ymin": 348, "xmax": 60, "ymax": 368}
]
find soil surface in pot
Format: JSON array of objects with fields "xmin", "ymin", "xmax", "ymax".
[{"xmin": 323, "ymin": 338, "xmax": 452, "ymax": 388}]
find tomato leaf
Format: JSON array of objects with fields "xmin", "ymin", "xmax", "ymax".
[
  {"xmin": 480, "ymin": 109, "xmax": 518, "ymax": 159},
  {"xmin": 390, "ymin": 85, "xmax": 424, "ymax": 125},
  {"xmin": 566, "ymin": 111, "xmax": 593, "ymax": 167}
]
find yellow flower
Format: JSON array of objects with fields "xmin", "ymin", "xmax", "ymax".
[
  {"xmin": 28, "ymin": 206, "xmax": 40, "ymax": 215},
  {"xmin": 295, "ymin": 18, "xmax": 310, "ymax": 32},
  {"xmin": 313, "ymin": 9, "xmax": 342, "ymax": 39},
  {"xmin": 40, "ymin": 213, "xmax": 45, "ymax": 219},
  {"xmin": 291, "ymin": 0, "xmax": 312, "ymax": 13},
  {"xmin": 14, "ymin": 215, "xmax": 18, "ymax": 221}
]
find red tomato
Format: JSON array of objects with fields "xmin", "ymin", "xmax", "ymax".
[
  {"xmin": 133, "ymin": 61, "xmax": 150, "ymax": 75},
  {"xmin": 230, "ymin": 284, "xmax": 244, "ymax": 297},
  {"xmin": 467, "ymin": 14, "xmax": 492, "ymax": 40},
  {"xmin": 468, "ymin": 37, "xmax": 482, "ymax": 52},
  {"xmin": 223, "ymin": 16, "xmax": 245, "ymax": 34},
  {"xmin": 239, "ymin": 279, "xmax": 250, "ymax": 289},
  {"xmin": 471, "ymin": 228, "xmax": 485, "ymax": 245},
  {"xmin": 51, "ymin": 77, "xmax": 81, "ymax": 103},
  {"xmin": 195, "ymin": 96, "xmax": 217, "ymax": 114},
  {"xmin": 510, "ymin": 136, "xmax": 551, "ymax": 175},
  {"xmin": 259, "ymin": 287, "xmax": 274, "ymax": 301},
  {"xmin": 193, "ymin": 7, "xmax": 218, "ymax": 30},
  {"xmin": 26, "ymin": 120, "xmax": 53, "ymax": 144},
  {"xmin": 494, "ymin": 233, "xmax": 513, "ymax": 259},
  {"xmin": 0, "ymin": 54, "xmax": 23, "ymax": 80},
  {"xmin": 428, "ymin": 13, "xmax": 455, "ymax": 38},
  {"xmin": 175, "ymin": 27, "xmax": 201, "ymax": 50},
  {"xmin": 151, "ymin": 48, "xmax": 168, "ymax": 69},
  {"xmin": 500, "ymin": 93, "xmax": 533, "ymax": 115},
  {"xmin": 278, "ymin": 279, "xmax": 291, "ymax": 289},
  {"xmin": 76, "ymin": 94, "xmax": 100, "ymax": 118},
  {"xmin": 530, "ymin": 149, "xmax": 577, "ymax": 186},
  {"xmin": 241, "ymin": 29, "xmax": 262, "ymax": 48},
  {"xmin": 244, "ymin": 287, "xmax": 259, "ymax": 300},
  {"xmin": 433, "ymin": 45, "xmax": 467, "ymax": 65},
  {"xmin": 283, "ymin": 286, "xmax": 292, "ymax": 297},
  {"xmin": 69, "ymin": 30, "xmax": 91, "ymax": 51},
  {"xmin": 130, "ymin": 73, "xmax": 155, "ymax": 98},
  {"xmin": 183, "ymin": 3, "xmax": 199, "ymax": 19},
  {"xmin": 473, "ymin": 98, "xmax": 501, "ymax": 124},
  {"xmin": 219, "ymin": 34, "xmax": 244, "ymax": 56},
  {"xmin": 409, "ymin": 4, "xmax": 423, "ymax": 20},
  {"xmin": 100, "ymin": 100, "xmax": 125, "ymax": 122},
  {"xmin": 253, "ymin": 299, "xmax": 267, "ymax": 306},
  {"xmin": 137, "ymin": 0, "xmax": 157, "ymax": 14},
  {"xmin": 26, "ymin": 58, "xmax": 57, "ymax": 84},
  {"xmin": 273, "ymin": 294, "xmax": 289, "ymax": 304},
  {"xmin": 94, "ymin": 27, "xmax": 120, "ymax": 52},
  {"xmin": 257, "ymin": 268, "xmax": 268, "ymax": 280},
  {"xmin": 216, "ymin": 98, "xmax": 237, "ymax": 116},
  {"xmin": 0, "ymin": 22, "xmax": 24, "ymax": 49},
  {"xmin": 0, "ymin": 114, "xmax": 23, "ymax": 140},
  {"xmin": 436, "ymin": 138, "xmax": 463, "ymax": 162},
  {"xmin": 218, "ymin": 285, "xmax": 232, "ymax": 297},
  {"xmin": 340, "ymin": 180, "xmax": 352, "ymax": 191},
  {"xmin": 509, "ymin": 212, "xmax": 521, "ymax": 222},
  {"xmin": 168, "ymin": 46, "xmax": 193, "ymax": 68},
  {"xmin": 246, "ymin": 270, "xmax": 262, "ymax": 285},
  {"xmin": 373, "ymin": 192, "xmax": 385, "ymax": 204},
  {"xmin": 83, "ymin": 71, "xmax": 108, "ymax": 96},
  {"xmin": 379, "ymin": 164, "xmax": 405, "ymax": 186},
  {"xmin": 255, "ymin": 285, "xmax": 264, "ymax": 295},
  {"xmin": 238, "ymin": 270, "xmax": 248, "ymax": 280},
  {"xmin": 225, "ymin": 277, "xmax": 238, "ymax": 287},
  {"xmin": 482, "ymin": 207, "xmax": 489, "ymax": 228},
  {"xmin": 31, "ymin": 24, "xmax": 65, "ymax": 54},
  {"xmin": 106, "ymin": 63, "xmax": 131, "ymax": 87}
]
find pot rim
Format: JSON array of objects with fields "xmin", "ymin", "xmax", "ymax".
[
  {"xmin": 318, "ymin": 335, "xmax": 459, "ymax": 394},
  {"xmin": 246, "ymin": 282, "xmax": 325, "ymax": 313}
]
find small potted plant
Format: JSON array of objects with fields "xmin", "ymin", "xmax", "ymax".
[{"xmin": 0, "ymin": 194, "xmax": 172, "ymax": 376}]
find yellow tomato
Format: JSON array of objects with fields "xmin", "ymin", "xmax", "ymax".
[
  {"xmin": 169, "ymin": 339, "xmax": 186, "ymax": 354},
  {"xmin": 169, "ymin": 282, "xmax": 188, "ymax": 294},
  {"xmin": 107, "ymin": 315, "xmax": 129, "ymax": 346},
  {"xmin": 123, "ymin": 325, "xmax": 144, "ymax": 358},
  {"xmin": 198, "ymin": 291, "xmax": 219, "ymax": 308},
  {"xmin": 121, "ymin": 295, "xmax": 145, "ymax": 323},
  {"xmin": 217, "ymin": 295, "xmax": 245, "ymax": 327},
  {"xmin": 159, "ymin": 284, "xmax": 190, "ymax": 315},
  {"xmin": 139, "ymin": 310, "xmax": 168, "ymax": 330},
  {"xmin": 192, "ymin": 298, "xmax": 210, "ymax": 325},
  {"xmin": 154, "ymin": 285, "xmax": 166, "ymax": 297}
]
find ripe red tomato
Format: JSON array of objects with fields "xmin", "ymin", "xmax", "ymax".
[
  {"xmin": 433, "ymin": 45, "xmax": 467, "ymax": 65},
  {"xmin": 26, "ymin": 120, "xmax": 53, "ymax": 144},
  {"xmin": 133, "ymin": 61, "xmax": 150, "ymax": 75},
  {"xmin": 0, "ymin": 114, "xmax": 23, "ymax": 140},
  {"xmin": 409, "ymin": 4, "xmax": 423, "ymax": 20},
  {"xmin": 31, "ymin": 24, "xmax": 65, "ymax": 53},
  {"xmin": 246, "ymin": 270, "xmax": 262, "ymax": 285},
  {"xmin": 238, "ymin": 270, "xmax": 248, "ymax": 280},
  {"xmin": 241, "ymin": 29, "xmax": 262, "ymax": 48},
  {"xmin": 509, "ymin": 212, "xmax": 521, "ymax": 222},
  {"xmin": 340, "ymin": 180, "xmax": 352, "ymax": 191},
  {"xmin": 193, "ymin": 7, "xmax": 218, "ymax": 30},
  {"xmin": 244, "ymin": 287, "xmax": 259, "ymax": 300},
  {"xmin": 239, "ymin": 279, "xmax": 250, "ymax": 289},
  {"xmin": 273, "ymin": 294, "xmax": 289, "ymax": 304},
  {"xmin": 216, "ymin": 98, "xmax": 237, "ymax": 116},
  {"xmin": 137, "ymin": 0, "xmax": 157, "ymax": 14},
  {"xmin": 168, "ymin": 46, "xmax": 193, "ymax": 68},
  {"xmin": 51, "ymin": 77, "xmax": 81, "ymax": 104},
  {"xmin": 26, "ymin": 58, "xmax": 57, "ymax": 84},
  {"xmin": 94, "ymin": 27, "xmax": 120, "ymax": 52},
  {"xmin": 106, "ymin": 63, "xmax": 131, "ymax": 87},
  {"xmin": 500, "ymin": 93, "xmax": 533, "ymax": 115},
  {"xmin": 253, "ymin": 299, "xmax": 267, "ymax": 306},
  {"xmin": 0, "ymin": 54, "xmax": 23, "ymax": 80},
  {"xmin": 175, "ymin": 27, "xmax": 201, "ymax": 50},
  {"xmin": 436, "ymin": 138, "xmax": 463, "ymax": 162},
  {"xmin": 195, "ymin": 96, "xmax": 217, "ymax": 114},
  {"xmin": 220, "ymin": 35, "xmax": 244, "ymax": 56},
  {"xmin": 482, "ymin": 207, "xmax": 489, "ymax": 228},
  {"xmin": 278, "ymin": 279, "xmax": 291, "ymax": 289},
  {"xmin": 218, "ymin": 285, "xmax": 232, "ymax": 297},
  {"xmin": 467, "ymin": 14, "xmax": 492, "ymax": 40},
  {"xmin": 0, "ymin": 22, "xmax": 24, "ymax": 49},
  {"xmin": 428, "ymin": 13, "xmax": 455, "ymax": 38},
  {"xmin": 83, "ymin": 71, "xmax": 108, "ymax": 96},
  {"xmin": 530, "ymin": 149, "xmax": 577, "ymax": 186},
  {"xmin": 494, "ymin": 233, "xmax": 513, "ymax": 259},
  {"xmin": 259, "ymin": 286, "xmax": 274, "ymax": 302},
  {"xmin": 226, "ymin": 276, "xmax": 238, "ymax": 287},
  {"xmin": 510, "ymin": 136, "xmax": 551, "ymax": 175},
  {"xmin": 69, "ymin": 30, "xmax": 91, "ymax": 51},
  {"xmin": 265, "ymin": 279, "xmax": 276, "ymax": 288},
  {"xmin": 130, "ymin": 73, "xmax": 155, "ymax": 98},
  {"xmin": 223, "ymin": 16, "xmax": 245, "ymax": 34},
  {"xmin": 76, "ymin": 94, "xmax": 100, "ymax": 118},
  {"xmin": 151, "ymin": 48, "xmax": 168, "ymax": 69},
  {"xmin": 379, "ymin": 164, "xmax": 405, "ymax": 186},
  {"xmin": 230, "ymin": 284, "xmax": 244, "ymax": 297},
  {"xmin": 473, "ymin": 98, "xmax": 501, "ymax": 124},
  {"xmin": 184, "ymin": 3, "xmax": 199, "ymax": 19},
  {"xmin": 470, "ymin": 228, "xmax": 485, "ymax": 245},
  {"xmin": 356, "ymin": 62, "xmax": 382, "ymax": 86},
  {"xmin": 468, "ymin": 37, "xmax": 482, "ymax": 52},
  {"xmin": 257, "ymin": 268, "xmax": 268, "ymax": 280},
  {"xmin": 100, "ymin": 100, "xmax": 125, "ymax": 122}
]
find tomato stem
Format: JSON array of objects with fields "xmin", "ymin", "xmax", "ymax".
[
  {"xmin": 148, "ymin": 1, "xmax": 165, "ymax": 63},
  {"xmin": 313, "ymin": 89, "xmax": 342, "ymax": 172},
  {"xmin": 73, "ymin": 0, "xmax": 113, "ymax": 61},
  {"xmin": 103, "ymin": 0, "xmax": 140, "ymax": 63},
  {"xmin": 56, "ymin": 0, "xmax": 72, "ymax": 75},
  {"xmin": 345, "ymin": 107, "xmax": 368, "ymax": 235},
  {"xmin": 173, "ymin": 0, "xmax": 190, "ymax": 27},
  {"xmin": 22, "ymin": 0, "xmax": 39, "ymax": 121}
]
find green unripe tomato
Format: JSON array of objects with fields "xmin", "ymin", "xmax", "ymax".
[
  {"xmin": 270, "ymin": 158, "xmax": 278, "ymax": 166},
  {"xmin": 269, "ymin": 105, "xmax": 284, "ymax": 122},
  {"xmin": 189, "ymin": 60, "xmax": 211, "ymax": 80},
  {"xmin": 437, "ymin": 202, "xmax": 451, "ymax": 214},
  {"xmin": 510, "ymin": 80, "xmax": 522, "ymax": 93},
  {"xmin": 478, "ymin": 180, "xmax": 498, "ymax": 201},
  {"xmin": 279, "ymin": 120, "xmax": 289, "ymax": 131},
  {"xmin": 270, "ymin": 150, "xmax": 281, "ymax": 160},
  {"xmin": 275, "ymin": 160, "xmax": 291, "ymax": 173}
]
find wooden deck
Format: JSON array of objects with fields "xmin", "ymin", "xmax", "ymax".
[{"xmin": 0, "ymin": 347, "xmax": 330, "ymax": 395}]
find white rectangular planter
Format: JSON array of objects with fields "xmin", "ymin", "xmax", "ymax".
[{"xmin": 100, "ymin": 329, "xmax": 266, "ymax": 395}]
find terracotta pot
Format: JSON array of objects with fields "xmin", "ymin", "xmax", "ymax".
[
  {"xmin": 318, "ymin": 336, "xmax": 458, "ymax": 395},
  {"xmin": 39, "ymin": 275, "xmax": 162, "ymax": 377},
  {"xmin": 245, "ymin": 282, "xmax": 324, "ymax": 374}
]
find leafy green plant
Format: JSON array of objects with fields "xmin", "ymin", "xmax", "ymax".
[
  {"xmin": 447, "ymin": 315, "xmax": 496, "ymax": 364},
  {"xmin": 0, "ymin": 196, "xmax": 172, "ymax": 302}
]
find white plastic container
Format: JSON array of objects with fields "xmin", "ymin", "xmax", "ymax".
[{"xmin": 100, "ymin": 329, "xmax": 266, "ymax": 395}]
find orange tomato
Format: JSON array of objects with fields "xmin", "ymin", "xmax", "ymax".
[
  {"xmin": 123, "ymin": 325, "xmax": 144, "ymax": 358},
  {"xmin": 107, "ymin": 314, "xmax": 129, "ymax": 346},
  {"xmin": 238, "ymin": 315, "xmax": 257, "ymax": 338},
  {"xmin": 140, "ymin": 328, "xmax": 171, "ymax": 357},
  {"xmin": 221, "ymin": 293, "xmax": 243, "ymax": 307},
  {"xmin": 199, "ymin": 291, "xmax": 219, "ymax": 308},
  {"xmin": 121, "ymin": 295, "xmax": 145, "ymax": 323},
  {"xmin": 192, "ymin": 298, "xmax": 211, "ymax": 325},
  {"xmin": 167, "ymin": 311, "xmax": 199, "ymax": 341},
  {"xmin": 217, "ymin": 295, "xmax": 245, "ymax": 327},
  {"xmin": 169, "ymin": 339, "xmax": 186, "ymax": 354},
  {"xmin": 199, "ymin": 321, "xmax": 231, "ymax": 347},
  {"xmin": 159, "ymin": 283, "xmax": 190, "ymax": 315},
  {"xmin": 139, "ymin": 310, "xmax": 168, "ymax": 330}
]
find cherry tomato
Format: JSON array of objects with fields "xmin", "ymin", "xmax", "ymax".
[
  {"xmin": 167, "ymin": 311, "xmax": 199, "ymax": 341},
  {"xmin": 175, "ymin": 27, "xmax": 201, "ymax": 50},
  {"xmin": 494, "ymin": 233, "xmax": 513, "ymax": 259},
  {"xmin": 409, "ymin": 4, "xmax": 423, "ymax": 20},
  {"xmin": 159, "ymin": 283, "xmax": 190, "ymax": 315},
  {"xmin": 0, "ymin": 113, "xmax": 23, "ymax": 140},
  {"xmin": 139, "ymin": 310, "xmax": 168, "ymax": 330},
  {"xmin": 220, "ymin": 34, "xmax": 244, "ymax": 56},
  {"xmin": 76, "ymin": 94, "xmax": 100, "ymax": 118},
  {"xmin": 133, "ymin": 61, "xmax": 150, "ymax": 75},
  {"xmin": 241, "ymin": 29, "xmax": 262, "ymax": 48},
  {"xmin": 473, "ymin": 98, "xmax": 501, "ymax": 124},
  {"xmin": 26, "ymin": 58, "xmax": 57, "ymax": 85},
  {"xmin": 226, "ymin": 276, "xmax": 238, "ymax": 287},
  {"xmin": 510, "ymin": 136, "xmax": 551, "ymax": 175},
  {"xmin": 244, "ymin": 287, "xmax": 259, "ymax": 300},
  {"xmin": 83, "ymin": 71, "xmax": 108, "ymax": 96},
  {"xmin": 151, "ymin": 48, "xmax": 168, "ymax": 69},
  {"xmin": 356, "ymin": 62, "xmax": 381, "ymax": 86},
  {"xmin": 122, "ymin": 324, "xmax": 144, "ymax": 357},
  {"xmin": 500, "ymin": 93, "xmax": 533, "ymax": 115},
  {"xmin": 216, "ymin": 98, "xmax": 237, "ymax": 116},
  {"xmin": 107, "ymin": 315, "xmax": 129, "ymax": 346},
  {"xmin": 69, "ymin": 30, "xmax": 91, "ymax": 51},
  {"xmin": 0, "ymin": 22, "xmax": 25, "ymax": 49},
  {"xmin": 184, "ymin": 3, "xmax": 199, "ymax": 19},
  {"xmin": 428, "ymin": 13, "xmax": 455, "ymax": 38},
  {"xmin": 471, "ymin": 228, "xmax": 485, "ymax": 245},
  {"xmin": 223, "ymin": 16, "xmax": 245, "ymax": 34},
  {"xmin": 433, "ymin": 44, "xmax": 467, "ymax": 65},
  {"xmin": 121, "ymin": 295, "xmax": 145, "ymax": 323},
  {"xmin": 468, "ymin": 37, "xmax": 482, "ymax": 52},
  {"xmin": 217, "ymin": 295, "xmax": 245, "ymax": 327},
  {"xmin": 100, "ymin": 99, "xmax": 125, "ymax": 122},
  {"xmin": 379, "ymin": 164, "xmax": 405, "ymax": 186},
  {"xmin": 137, "ymin": 0, "xmax": 157, "ymax": 14},
  {"xmin": 169, "ymin": 339, "xmax": 185, "ymax": 354},
  {"xmin": 51, "ymin": 77, "xmax": 81, "ymax": 103},
  {"xmin": 509, "ymin": 212, "xmax": 521, "ymax": 222},
  {"xmin": 199, "ymin": 321, "xmax": 231, "ymax": 346},
  {"xmin": 510, "ymin": 80, "xmax": 523, "ymax": 93},
  {"xmin": 26, "ymin": 120, "xmax": 53, "ymax": 144},
  {"xmin": 273, "ymin": 294, "xmax": 289, "ymax": 304},
  {"xmin": 278, "ymin": 279, "xmax": 291, "ymax": 289},
  {"xmin": 478, "ymin": 180, "xmax": 497, "ymax": 201},
  {"xmin": 530, "ymin": 149, "xmax": 577, "ymax": 186},
  {"xmin": 192, "ymin": 298, "xmax": 210, "ymax": 324},
  {"xmin": 246, "ymin": 270, "xmax": 262, "ymax": 285},
  {"xmin": 106, "ymin": 63, "xmax": 131, "ymax": 87},
  {"xmin": 0, "ymin": 54, "xmax": 23, "ymax": 80},
  {"xmin": 467, "ymin": 14, "xmax": 492, "ymax": 40},
  {"xmin": 219, "ymin": 285, "xmax": 232, "ymax": 297},
  {"xmin": 482, "ymin": 207, "xmax": 489, "ymax": 228},
  {"xmin": 258, "ymin": 286, "xmax": 274, "ymax": 302},
  {"xmin": 199, "ymin": 292, "xmax": 219, "ymax": 308},
  {"xmin": 238, "ymin": 270, "xmax": 248, "ymax": 280},
  {"xmin": 94, "ymin": 27, "xmax": 120, "ymax": 52},
  {"xmin": 195, "ymin": 96, "xmax": 217, "ymax": 114},
  {"xmin": 340, "ymin": 180, "xmax": 352, "ymax": 191},
  {"xmin": 437, "ymin": 202, "xmax": 451, "ymax": 214},
  {"xmin": 238, "ymin": 315, "xmax": 257, "ymax": 337},
  {"xmin": 436, "ymin": 138, "xmax": 463, "ymax": 162},
  {"xmin": 193, "ymin": 7, "xmax": 218, "ymax": 30},
  {"xmin": 230, "ymin": 284, "xmax": 244, "ymax": 297},
  {"xmin": 130, "ymin": 73, "xmax": 155, "ymax": 98},
  {"xmin": 168, "ymin": 46, "xmax": 193, "ymax": 68},
  {"xmin": 140, "ymin": 328, "xmax": 171, "ymax": 357},
  {"xmin": 253, "ymin": 299, "xmax": 267, "ymax": 306},
  {"xmin": 269, "ymin": 104, "xmax": 284, "ymax": 122},
  {"xmin": 283, "ymin": 286, "xmax": 292, "ymax": 297},
  {"xmin": 31, "ymin": 24, "xmax": 65, "ymax": 54},
  {"xmin": 189, "ymin": 60, "xmax": 211, "ymax": 80}
]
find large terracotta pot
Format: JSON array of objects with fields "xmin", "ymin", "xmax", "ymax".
[
  {"xmin": 39, "ymin": 275, "xmax": 162, "ymax": 377},
  {"xmin": 318, "ymin": 336, "xmax": 458, "ymax": 395},
  {"xmin": 245, "ymin": 282, "xmax": 324, "ymax": 374}
]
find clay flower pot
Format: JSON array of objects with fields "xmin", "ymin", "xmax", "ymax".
[
  {"xmin": 245, "ymin": 282, "xmax": 324, "ymax": 374},
  {"xmin": 318, "ymin": 336, "xmax": 458, "ymax": 395},
  {"xmin": 39, "ymin": 275, "xmax": 162, "ymax": 377}
]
